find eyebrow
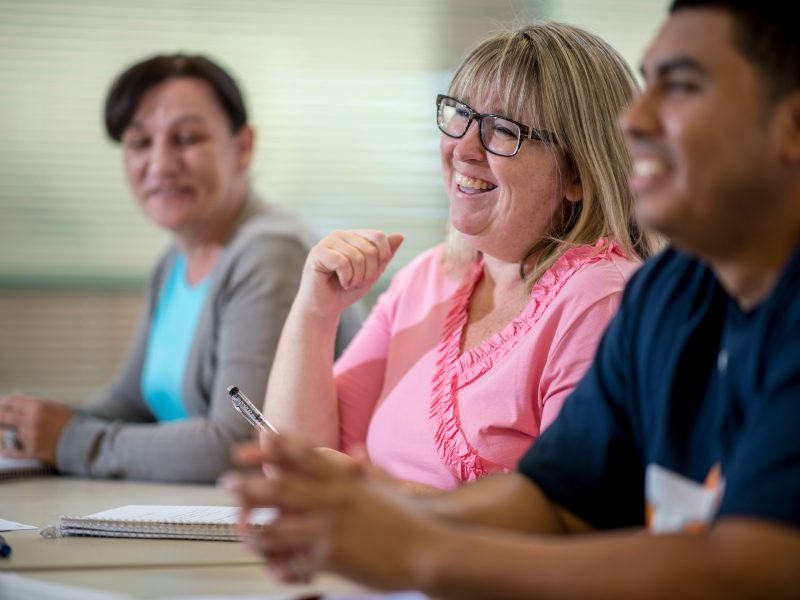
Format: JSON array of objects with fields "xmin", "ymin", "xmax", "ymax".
[
  {"xmin": 127, "ymin": 114, "xmax": 208, "ymax": 131},
  {"xmin": 640, "ymin": 56, "xmax": 708, "ymax": 80}
]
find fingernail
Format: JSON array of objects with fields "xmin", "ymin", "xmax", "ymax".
[{"xmin": 217, "ymin": 474, "xmax": 239, "ymax": 492}]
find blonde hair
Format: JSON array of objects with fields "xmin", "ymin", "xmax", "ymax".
[{"xmin": 442, "ymin": 22, "xmax": 660, "ymax": 286}]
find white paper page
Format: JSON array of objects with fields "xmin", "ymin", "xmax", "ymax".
[
  {"xmin": 80, "ymin": 505, "xmax": 276, "ymax": 525},
  {"xmin": 0, "ymin": 518, "xmax": 37, "ymax": 531},
  {"xmin": 0, "ymin": 456, "xmax": 46, "ymax": 471},
  {"xmin": 326, "ymin": 593, "xmax": 431, "ymax": 600},
  {"xmin": 164, "ymin": 595, "xmax": 306, "ymax": 600},
  {"xmin": 0, "ymin": 573, "xmax": 134, "ymax": 600},
  {"xmin": 165, "ymin": 594, "xmax": 429, "ymax": 600}
]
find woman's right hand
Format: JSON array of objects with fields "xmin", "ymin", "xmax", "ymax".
[{"xmin": 295, "ymin": 229, "xmax": 404, "ymax": 319}]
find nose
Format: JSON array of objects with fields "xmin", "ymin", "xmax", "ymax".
[
  {"xmin": 619, "ymin": 86, "xmax": 661, "ymax": 144},
  {"xmin": 147, "ymin": 137, "xmax": 180, "ymax": 178},
  {"xmin": 452, "ymin": 119, "xmax": 486, "ymax": 162}
]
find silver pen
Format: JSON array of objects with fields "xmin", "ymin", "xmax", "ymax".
[{"xmin": 227, "ymin": 385, "xmax": 279, "ymax": 434}]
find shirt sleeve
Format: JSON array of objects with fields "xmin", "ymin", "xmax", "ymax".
[
  {"xmin": 66, "ymin": 253, "xmax": 172, "ymax": 426},
  {"xmin": 716, "ymin": 304, "xmax": 800, "ymax": 527},
  {"xmin": 538, "ymin": 292, "xmax": 626, "ymax": 432},
  {"xmin": 56, "ymin": 234, "xmax": 307, "ymax": 483},
  {"xmin": 333, "ymin": 283, "xmax": 397, "ymax": 452},
  {"xmin": 518, "ymin": 276, "xmax": 646, "ymax": 530}
]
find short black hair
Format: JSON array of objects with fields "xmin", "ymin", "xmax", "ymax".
[
  {"xmin": 104, "ymin": 53, "xmax": 248, "ymax": 141},
  {"xmin": 669, "ymin": 1, "xmax": 800, "ymax": 99}
]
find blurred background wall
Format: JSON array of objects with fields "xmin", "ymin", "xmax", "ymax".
[{"xmin": 0, "ymin": 0, "xmax": 668, "ymax": 405}]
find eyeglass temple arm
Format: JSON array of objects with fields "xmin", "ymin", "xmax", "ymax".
[{"xmin": 525, "ymin": 126, "xmax": 557, "ymax": 144}]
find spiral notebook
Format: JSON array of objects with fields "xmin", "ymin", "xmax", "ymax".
[
  {"xmin": 50, "ymin": 505, "xmax": 276, "ymax": 541},
  {"xmin": 0, "ymin": 456, "xmax": 55, "ymax": 480}
]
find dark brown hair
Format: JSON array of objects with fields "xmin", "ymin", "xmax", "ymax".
[
  {"xmin": 670, "ymin": 1, "xmax": 800, "ymax": 99},
  {"xmin": 104, "ymin": 53, "xmax": 248, "ymax": 141}
]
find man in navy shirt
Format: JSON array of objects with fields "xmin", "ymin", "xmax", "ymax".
[{"xmin": 225, "ymin": 1, "xmax": 800, "ymax": 596}]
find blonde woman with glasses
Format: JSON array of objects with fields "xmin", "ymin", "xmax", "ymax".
[{"xmin": 263, "ymin": 23, "xmax": 658, "ymax": 491}]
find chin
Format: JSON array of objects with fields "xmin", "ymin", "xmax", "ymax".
[
  {"xmin": 449, "ymin": 207, "xmax": 488, "ymax": 236},
  {"xmin": 450, "ymin": 221, "xmax": 485, "ymax": 240},
  {"xmin": 144, "ymin": 208, "xmax": 192, "ymax": 232},
  {"xmin": 636, "ymin": 197, "xmax": 680, "ymax": 233}
]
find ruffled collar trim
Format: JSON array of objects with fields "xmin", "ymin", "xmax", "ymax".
[{"xmin": 428, "ymin": 238, "xmax": 621, "ymax": 482}]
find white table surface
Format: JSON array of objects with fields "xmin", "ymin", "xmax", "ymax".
[{"xmin": 0, "ymin": 476, "xmax": 373, "ymax": 598}]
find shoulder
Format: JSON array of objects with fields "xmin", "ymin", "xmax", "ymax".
[
  {"xmin": 557, "ymin": 250, "xmax": 638, "ymax": 301},
  {"xmin": 385, "ymin": 244, "xmax": 451, "ymax": 290},
  {"xmin": 374, "ymin": 244, "xmax": 461, "ymax": 313},
  {"xmin": 232, "ymin": 199, "xmax": 318, "ymax": 254},
  {"xmin": 761, "ymin": 244, "xmax": 800, "ymax": 374},
  {"xmin": 602, "ymin": 247, "xmax": 718, "ymax": 353},
  {"xmin": 622, "ymin": 246, "xmax": 711, "ymax": 309},
  {"xmin": 537, "ymin": 242, "xmax": 640, "ymax": 317},
  {"xmin": 223, "ymin": 200, "xmax": 317, "ymax": 279}
]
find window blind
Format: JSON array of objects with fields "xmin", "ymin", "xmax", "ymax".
[
  {"xmin": 0, "ymin": 0, "xmax": 666, "ymax": 403},
  {"xmin": 0, "ymin": 0, "xmax": 456, "ymax": 285}
]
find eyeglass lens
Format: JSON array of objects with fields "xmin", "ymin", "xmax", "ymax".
[{"xmin": 437, "ymin": 97, "xmax": 521, "ymax": 157}]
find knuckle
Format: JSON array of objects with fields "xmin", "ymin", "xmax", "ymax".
[
  {"xmin": 351, "ymin": 253, "xmax": 366, "ymax": 267},
  {"xmin": 330, "ymin": 253, "xmax": 348, "ymax": 269}
]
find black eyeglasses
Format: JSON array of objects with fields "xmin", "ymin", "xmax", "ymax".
[{"xmin": 436, "ymin": 94, "xmax": 557, "ymax": 157}]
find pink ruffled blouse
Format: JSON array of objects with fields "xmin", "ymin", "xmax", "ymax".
[{"xmin": 333, "ymin": 240, "xmax": 639, "ymax": 489}]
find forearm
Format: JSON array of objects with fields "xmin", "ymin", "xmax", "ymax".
[
  {"xmin": 58, "ymin": 414, "xmax": 251, "ymax": 482},
  {"xmin": 417, "ymin": 519, "xmax": 800, "ymax": 600},
  {"xmin": 263, "ymin": 300, "xmax": 341, "ymax": 448},
  {"xmin": 421, "ymin": 472, "xmax": 578, "ymax": 535}
]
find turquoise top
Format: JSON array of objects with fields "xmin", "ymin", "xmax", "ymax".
[{"xmin": 141, "ymin": 254, "xmax": 211, "ymax": 421}]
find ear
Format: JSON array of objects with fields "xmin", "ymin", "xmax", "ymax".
[
  {"xmin": 563, "ymin": 154, "xmax": 583, "ymax": 203},
  {"xmin": 234, "ymin": 125, "xmax": 255, "ymax": 172},
  {"xmin": 776, "ymin": 90, "xmax": 800, "ymax": 165}
]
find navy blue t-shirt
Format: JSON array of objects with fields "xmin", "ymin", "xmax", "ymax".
[{"xmin": 518, "ymin": 244, "xmax": 800, "ymax": 531}]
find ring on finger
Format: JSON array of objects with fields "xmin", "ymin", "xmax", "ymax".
[{"xmin": 2, "ymin": 427, "xmax": 22, "ymax": 451}]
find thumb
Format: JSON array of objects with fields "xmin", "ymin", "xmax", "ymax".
[
  {"xmin": 350, "ymin": 445, "xmax": 372, "ymax": 468},
  {"xmin": 387, "ymin": 233, "xmax": 404, "ymax": 257}
]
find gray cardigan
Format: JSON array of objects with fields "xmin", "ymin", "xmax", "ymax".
[{"xmin": 56, "ymin": 193, "xmax": 363, "ymax": 482}]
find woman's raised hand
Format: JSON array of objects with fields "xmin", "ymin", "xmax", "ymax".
[{"xmin": 296, "ymin": 229, "xmax": 404, "ymax": 318}]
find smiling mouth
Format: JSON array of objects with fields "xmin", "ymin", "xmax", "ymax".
[
  {"xmin": 630, "ymin": 158, "xmax": 671, "ymax": 194},
  {"xmin": 632, "ymin": 158, "xmax": 668, "ymax": 178},
  {"xmin": 455, "ymin": 173, "xmax": 496, "ymax": 192},
  {"xmin": 147, "ymin": 186, "xmax": 192, "ymax": 199}
]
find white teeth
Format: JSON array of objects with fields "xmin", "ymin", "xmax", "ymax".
[
  {"xmin": 633, "ymin": 159, "xmax": 667, "ymax": 178},
  {"xmin": 455, "ymin": 173, "xmax": 496, "ymax": 191}
]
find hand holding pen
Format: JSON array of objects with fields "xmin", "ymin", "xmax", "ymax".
[
  {"xmin": 227, "ymin": 385, "xmax": 279, "ymax": 435},
  {"xmin": 224, "ymin": 387, "xmax": 320, "ymax": 585}
]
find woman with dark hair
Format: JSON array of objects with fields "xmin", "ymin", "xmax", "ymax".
[{"xmin": 0, "ymin": 53, "xmax": 362, "ymax": 483}]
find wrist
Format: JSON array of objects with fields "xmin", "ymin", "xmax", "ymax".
[
  {"xmin": 293, "ymin": 285, "xmax": 346, "ymax": 321},
  {"xmin": 46, "ymin": 408, "xmax": 74, "ymax": 465},
  {"xmin": 407, "ymin": 520, "xmax": 458, "ymax": 595},
  {"xmin": 289, "ymin": 278, "xmax": 343, "ymax": 320}
]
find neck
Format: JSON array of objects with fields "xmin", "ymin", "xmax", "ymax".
[
  {"xmin": 176, "ymin": 185, "xmax": 248, "ymax": 284},
  {"xmin": 480, "ymin": 253, "xmax": 528, "ymax": 298},
  {"xmin": 181, "ymin": 244, "xmax": 223, "ymax": 285},
  {"xmin": 707, "ymin": 229, "xmax": 799, "ymax": 311},
  {"xmin": 459, "ymin": 251, "xmax": 529, "ymax": 354}
]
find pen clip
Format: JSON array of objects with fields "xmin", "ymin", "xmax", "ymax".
[{"xmin": 227, "ymin": 385, "xmax": 278, "ymax": 434}]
